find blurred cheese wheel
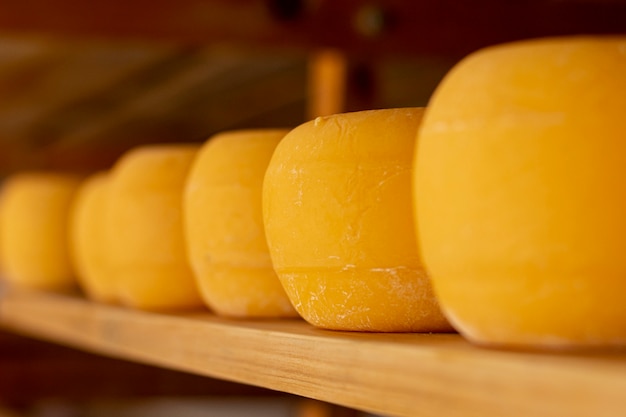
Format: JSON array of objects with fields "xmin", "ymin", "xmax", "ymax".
[
  {"xmin": 0, "ymin": 172, "xmax": 81, "ymax": 291},
  {"xmin": 264, "ymin": 109, "xmax": 451, "ymax": 332},
  {"xmin": 107, "ymin": 145, "xmax": 203, "ymax": 310},
  {"xmin": 415, "ymin": 36, "xmax": 626, "ymax": 348},
  {"xmin": 185, "ymin": 129, "xmax": 298, "ymax": 318},
  {"xmin": 70, "ymin": 172, "xmax": 116, "ymax": 303}
]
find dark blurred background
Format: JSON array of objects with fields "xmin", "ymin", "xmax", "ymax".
[{"xmin": 0, "ymin": 0, "xmax": 624, "ymax": 177}]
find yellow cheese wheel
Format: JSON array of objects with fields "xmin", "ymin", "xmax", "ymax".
[
  {"xmin": 264, "ymin": 109, "xmax": 451, "ymax": 332},
  {"xmin": 70, "ymin": 172, "xmax": 116, "ymax": 303},
  {"xmin": 107, "ymin": 144, "xmax": 203, "ymax": 310},
  {"xmin": 0, "ymin": 172, "xmax": 81, "ymax": 291},
  {"xmin": 415, "ymin": 36, "xmax": 626, "ymax": 348},
  {"xmin": 185, "ymin": 129, "xmax": 298, "ymax": 318}
]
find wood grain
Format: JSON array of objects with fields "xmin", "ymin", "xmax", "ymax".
[{"xmin": 1, "ymin": 288, "xmax": 626, "ymax": 417}]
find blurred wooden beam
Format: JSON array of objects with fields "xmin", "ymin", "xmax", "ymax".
[
  {"xmin": 0, "ymin": 0, "xmax": 624, "ymax": 58},
  {"xmin": 307, "ymin": 49, "xmax": 347, "ymax": 119}
]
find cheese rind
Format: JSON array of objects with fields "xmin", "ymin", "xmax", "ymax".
[
  {"xmin": 264, "ymin": 109, "xmax": 451, "ymax": 332},
  {"xmin": 70, "ymin": 172, "xmax": 116, "ymax": 303},
  {"xmin": 415, "ymin": 36, "xmax": 626, "ymax": 348},
  {"xmin": 279, "ymin": 267, "xmax": 445, "ymax": 331},
  {"xmin": 185, "ymin": 129, "xmax": 297, "ymax": 317},
  {"xmin": 0, "ymin": 172, "xmax": 81, "ymax": 291},
  {"xmin": 107, "ymin": 145, "xmax": 203, "ymax": 310}
]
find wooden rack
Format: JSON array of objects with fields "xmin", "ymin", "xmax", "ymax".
[{"xmin": 2, "ymin": 288, "xmax": 626, "ymax": 417}]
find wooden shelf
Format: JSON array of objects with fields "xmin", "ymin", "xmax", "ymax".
[{"xmin": 1, "ymin": 288, "xmax": 626, "ymax": 417}]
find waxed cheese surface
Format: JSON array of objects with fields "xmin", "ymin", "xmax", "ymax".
[
  {"xmin": 0, "ymin": 172, "xmax": 81, "ymax": 291},
  {"xmin": 185, "ymin": 129, "xmax": 297, "ymax": 317},
  {"xmin": 264, "ymin": 108, "xmax": 451, "ymax": 332},
  {"xmin": 416, "ymin": 36, "xmax": 626, "ymax": 348},
  {"xmin": 107, "ymin": 145, "xmax": 203, "ymax": 310},
  {"xmin": 70, "ymin": 172, "xmax": 116, "ymax": 303}
]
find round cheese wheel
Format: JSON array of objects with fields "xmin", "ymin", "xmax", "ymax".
[
  {"xmin": 0, "ymin": 172, "xmax": 81, "ymax": 291},
  {"xmin": 70, "ymin": 172, "xmax": 116, "ymax": 303},
  {"xmin": 185, "ymin": 129, "xmax": 298, "ymax": 318},
  {"xmin": 107, "ymin": 144, "xmax": 203, "ymax": 310},
  {"xmin": 264, "ymin": 109, "xmax": 451, "ymax": 332},
  {"xmin": 415, "ymin": 36, "xmax": 626, "ymax": 348}
]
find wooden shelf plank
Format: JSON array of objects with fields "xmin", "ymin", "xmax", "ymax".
[{"xmin": 1, "ymin": 288, "xmax": 626, "ymax": 417}]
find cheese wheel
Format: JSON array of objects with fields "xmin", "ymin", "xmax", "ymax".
[
  {"xmin": 107, "ymin": 144, "xmax": 203, "ymax": 310},
  {"xmin": 70, "ymin": 172, "xmax": 116, "ymax": 303},
  {"xmin": 0, "ymin": 172, "xmax": 81, "ymax": 291},
  {"xmin": 185, "ymin": 129, "xmax": 298, "ymax": 318},
  {"xmin": 415, "ymin": 36, "xmax": 626, "ymax": 348},
  {"xmin": 264, "ymin": 109, "xmax": 451, "ymax": 332}
]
